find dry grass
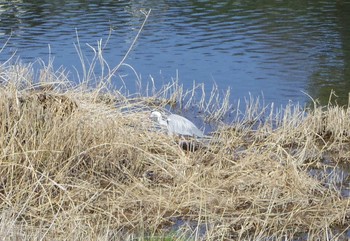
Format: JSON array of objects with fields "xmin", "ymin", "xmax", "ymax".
[{"xmin": 0, "ymin": 60, "xmax": 348, "ymax": 241}]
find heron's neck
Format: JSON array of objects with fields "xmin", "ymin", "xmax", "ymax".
[{"xmin": 158, "ymin": 117, "xmax": 167, "ymax": 127}]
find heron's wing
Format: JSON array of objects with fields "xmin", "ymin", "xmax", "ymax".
[
  {"xmin": 167, "ymin": 114, "xmax": 203, "ymax": 137},
  {"xmin": 167, "ymin": 116, "xmax": 191, "ymax": 136}
]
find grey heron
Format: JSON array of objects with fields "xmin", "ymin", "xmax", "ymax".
[{"xmin": 150, "ymin": 111, "xmax": 204, "ymax": 138}]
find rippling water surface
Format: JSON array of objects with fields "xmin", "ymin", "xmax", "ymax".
[{"xmin": 1, "ymin": 0, "xmax": 350, "ymax": 106}]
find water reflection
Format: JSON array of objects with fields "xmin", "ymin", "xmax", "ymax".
[
  {"xmin": 308, "ymin": 1, "xmax": 350, "ymax": 106},
  {"xmin": 0, "ymin": 0, "xmax": 350, "ymax": 106}
]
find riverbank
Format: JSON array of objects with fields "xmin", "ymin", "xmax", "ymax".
[{"xmin": 0, "ymin": 63, "xmax": 349, "ymax": 240}]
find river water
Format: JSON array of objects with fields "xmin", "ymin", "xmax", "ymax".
[{"xmin": 1, "ymin": 0, "xmax": 350, "ymax": 107}]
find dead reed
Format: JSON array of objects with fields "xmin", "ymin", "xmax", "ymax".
[{"xmin": 0, "ymin": 59, "xmax": 348, "ymax": 241}]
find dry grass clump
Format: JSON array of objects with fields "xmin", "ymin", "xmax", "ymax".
[{"xmin": 0, "ymin": 63, "xmax": 349, "ymax": 240}]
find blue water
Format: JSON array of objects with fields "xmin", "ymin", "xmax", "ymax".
[{"xmin": 1, "ymin": 0, "xmax": 350, "ymax": 106}]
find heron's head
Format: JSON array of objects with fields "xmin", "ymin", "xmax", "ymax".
[{"xmin": 150, "ymin": 111, "xmax": 162, "ymax": 120}]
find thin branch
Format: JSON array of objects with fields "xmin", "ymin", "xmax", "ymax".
[{"xmin": 108, "ymin": 9, "xmax": 151, "ymax": 80}]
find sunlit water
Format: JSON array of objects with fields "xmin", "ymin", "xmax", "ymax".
[{"xmin": 1, "ymin": 0, "xmax": 350, "ymax": 107}]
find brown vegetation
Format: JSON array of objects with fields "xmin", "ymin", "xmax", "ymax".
[{"xmin": 0, "ymin": 62, "xmax": 349, "ymax": 241}]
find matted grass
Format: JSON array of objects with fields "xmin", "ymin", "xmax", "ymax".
[{"xmin": 0, "ymin": 61, "xmax": 349, "ymax": 241}]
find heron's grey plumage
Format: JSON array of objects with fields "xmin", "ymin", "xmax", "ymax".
[{"xmin": 150, "ymin": 111, "xmax": 204, "ymax": 138}]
